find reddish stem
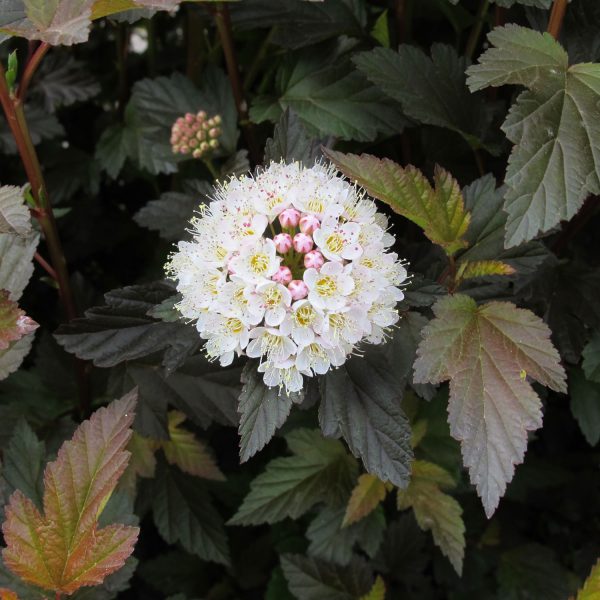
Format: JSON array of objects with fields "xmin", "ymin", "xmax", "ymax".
[
  {"xmin": 17, "ymin": 42, "xmax": 50, "ymax": 102},
  {"xmin": 547, "ymin": 0, "xmax": 568, "ymax": 39},
  {"xmin": 213, "ymin": 3, "xmax": 261, "ymax": 166},
  {"xmin": 35, "ymin": 251, "xmax": 58, "ymax": 281}
]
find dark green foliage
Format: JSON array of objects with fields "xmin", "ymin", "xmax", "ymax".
[{"xmin": 1, "ymin": 1, "xmax": 599, "ymax": 599}]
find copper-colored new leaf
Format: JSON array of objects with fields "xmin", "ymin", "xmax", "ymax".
[
  {"xmin": 0, "ymin": 291, "xmax": 38, "ymax": 351},
  {"xmin": 161, "ymin": 411, "xmax": 225, "ymax": 481},
  {"xmin": 0, "ymin": 589, "xmax": 18, "ymax": 600},
  {"xmin": 324, "ymin": 149, "xmax": 470, "ymax": 255},
  {"xmin": 1, "ymin": 392, "xmax": 139, "ymax": 595},
  {"xmin": 414, "ymin": 295, "xmax": 566, "ymax": 518},
  {"xmin": 342, "ymin": 474, "xmax": 387, "ymax": 527}
]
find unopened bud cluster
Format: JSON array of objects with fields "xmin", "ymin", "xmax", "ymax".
[{"xmin": 170, "ymin": 111, "xmax": 222, "ymax": 159}]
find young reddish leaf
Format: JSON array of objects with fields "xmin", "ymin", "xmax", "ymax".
[
  {"xmin": 0, "ymin": 291, "xmax": 38, "ymax": 351},
  {"xmin": 414, "ymin": 294, "xmax": 566, "ymax": 518},
  {"xmin": 324, "ymin": 149, "xmax": 470, "ymax": 255},
  {"xmin": 161, "ymin": 411, "xmax": 225, "ymax": 481},
  {"xmin": 342, "ymin": 474, "xmax": 387, "ymax": 527},
  {"xmin": 0, "ymin": 590, "xmax": 18, "ymax": 600},
  {"xmin": 120, "ymin": 431, "xmax": 157, "ymax": 492},
  {"xmin": 397, "ymin": 460, "xmax": 465, "ymax": 575},
  {"xmin": 1, "ymin": 392, "xmax": 139, "ymax": 595}
]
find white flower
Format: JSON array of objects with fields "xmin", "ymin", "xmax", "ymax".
[
  {"xmin": 304, "ymin": 261, "xmax": 355, "ymax": 311},
  {"xmin": 166, "ymin": 160, "xmax": 409, "ymax": 393},
  {"xmin": 247, "ymin": 281, "xmax": 292, "ymax": 327},
  {"xmin": 229, "ymin": 238, "xmax": 280, "ymax": 283}
]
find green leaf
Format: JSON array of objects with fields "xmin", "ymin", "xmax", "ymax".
[
  {"xmin": 307, "ymin": 506, "xmax": 385, "ymax": 566},
  {"xmin": 459, "ymin": 175, "xmax": 548, "ymax": 276},
  {"xmin": 354, "ymin": 44, "xmax": 499, "ymax": 152},
  {"xmin": 251, "ymin": 45, "xmax": 407, "ymax": 142},
  {"xmin": 264, "ymin": 109, "xmax": 325, "ymax": 166},
  {"xmin": 414, "ymin": 294, "xmax": 566, "ymax": 517},
  {"xmin": 0, "ymin": 334, "xmax": 35, "ymax": 381},
  {"xmin": 229, "ymin": 429, "xmax": 358, "ymax": 526},
  {"xmin": 325, "ymin": 150, "xmax": 470, "ymax": 255},
  {"xmin": 342, "ymin": 474, "xmax": 387, "ymax": 527},
  {"xmin": 230, "ymin": 0, "xmax": 366, "ymax": 50},
  {"xmin": 151, "ymin": 460, "xmax": 230, "ymax": 566},
  {"xmin": 397, "ymin": 460, "xmax": 465, "ymax": 575},
  {"xmin": 583, "ymin": 332, "xmax": 600, "ymax": 383},
  {"xmin": 359, "ymin": 576, "xmax": 385, "ymax": 600},
  {"xmin": 238, "ymin": 362, "xmax": 298, "ymax": 463},
  {"xmin": 320, "ymin": 357, "xmax": 413, "ymax": 489},
  {"xmin": 1, "ymin": 420, "xmax": 45, "ymax": 509},
  {"xmin": 576, "ymin": 558, "xmax": 600, "ymax": 600},
  {"xmin": 467, "ymin": 25, "xmax": 600, "ymax": 246},
  {"xmin": 0, "ymin": 186, "xmax": 29, "ymax": 236},
  {"xmin": 0, "ymin": 231, "xmax": 38, "ymax": 301},
  {"xmin": 569, "ymin": 368, "xmax": 600, "ymax": 446},
  {"xmin": 161, "ymin": 411, "xmax": 224, "ymax": 480},
  {"xmin": 134, "ymin": 186, "xmax": 209, "ymax": 241},
  {"xmin": 1, "ymin": 392, "xmax": 139, "ymax": 595},
  {"xmin": 54, "ymin": 282, "xmax": 199, "ymax": 371},
  {"xmin": 281, "ymin": 554, "xmax": 374, "ymax": 600},
  {"xmin": 498, "ymin": 544, "xmax": 577, "ymax": 600},
  {"xmin": 31, "ymin": 53, "xmax": 100, "ymax": 111}
]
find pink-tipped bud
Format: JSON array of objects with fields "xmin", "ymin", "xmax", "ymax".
[
  {"xmin": 299, "ymin": 214, "xmax": 320, "ymax": 235},
  {"xmin": 273, "ymin": 266, "xmax": 292, "ymax": 285},
  {"xmin": 213, "ymin": 114, "xmax": 222, "ymax": 125},
  {"xmin": 192, "ymin": 149, "xmax": 202, "ymax": 159},
  {"xmin": 293, "ymin": 233, "xmax": 313, "ymax": 254},
  {"xmin": 288, "ymin": 280, "xmax": 308, "ymax": 300},
  {"xmin": 180, "ymin": 146, "xmax": 189, "ymax": 154},
  {"xmin": 279, "ymin": 208, "xmax": 301, "ymax": 229},
  {"xmin": 189, "ymin": 138, "xmax": 198, "ymax": 148},
  {"xmin": 273, "ymin": 233, "xmax": 293, "ymax": 254},
  {"xmin": 304, "ymin": 249, "xmax": 324, "ymax": 270},
  {"xmin": 209, "ymin": 127, "xmax": 220, "ymax": 139},
  {"xmin": 185, "ymin": 113, "xmax": 195, "ymax": 124},
  {"xmin": 209, "ymin": 139, "xmax": 219, "ymax": 149},
  {"xmin": 197, "ymin": 110, "xmax": 207, "ymax": 120}
]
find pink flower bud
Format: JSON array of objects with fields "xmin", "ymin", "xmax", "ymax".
[
  {"xmin": 192, "ymin": 149, "xmax": 202, "ymax": 159},
  {"xmin": 272, "ymin": 266, "xmax": 292, "ymax": 285},
  {"xmin": 304, "ymin": 249, "xmax": 324, "ymax": 270},
  {"xmin": 273, "ymin": 233, "xmax": 292, "ymax": 254},
  {"xmin": 209, "ymin": 139, "xmax": 219, "ymax": 149},
  {"xmin": 185, "ymin": 113, "xmax": 195, "ymax": 124},
  {"xmin": 213, "ymin": 115, "xmax": 222, "ymax": 125},
  {"xmin": 209, "ymin": 127, "xmax": 220, "ymax": 139},
  {"xmin": 299, "ymin": 214, "xmax": 320, "ymax": 235},
  {"xmin": 279, "ymin": 208, "xmax": 301, "ymax": 229},
  {"xmin": 293, "ymin": 233, "xmax": 313, "ymax": 254},
  {"xmin": 288, "ymin": 280, "xmax": 308, "ymax": 300},
  {"xmin": 197, "ymin": 110, "xmax": 207, "ymax": 120}
]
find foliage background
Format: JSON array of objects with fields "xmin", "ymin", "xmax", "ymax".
[{"xmin": 0, "ymin": 0, "xmax": 599, "ymax": 598}]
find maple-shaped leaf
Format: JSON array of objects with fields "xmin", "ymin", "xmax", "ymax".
[
  {"xmin": 160, "ymin": 411, "xmax": 224, "ymax": 481},
  {"xmin": 1, "ymin": 392, "xmax": 139, "ymax": 595},
  {"xmin": 0, "ymin": 291, "xmax": 38, "ymax": 351},
  {"xmin": 397, "ymin": 460, "xmax": 465, "ymax": 575},
  {"xmin": 413, "ymin": 294, "xmax": 566, "ymax": 517},
  {"xmin": 324, "ymin": 149, "xmax": 470, "ymax": 255},
  {"xmin": 575, "ymin": 558, "xmax": 600, "ymax": 600},
  {"xmin": 342, "ymin": 474, "xmax": 388, "ymax": 527},
  {"xmin": 467, "ymin": 25, "xmax": 600, "ymax": 247},
  {"xmin": 0, "ymin": 186, "xmax": 30, "ymax": 237}
]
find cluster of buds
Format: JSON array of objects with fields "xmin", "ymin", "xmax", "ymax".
[{"xmin": 170, "ymin": 111, "xmax": 222, "ymax": 159}]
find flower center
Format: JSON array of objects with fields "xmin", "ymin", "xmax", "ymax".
[
  {"xmin": 215, "ymin": 246, "xmax": 228, "ymax": 260},
  {"xmin": 267, "ymin": 196, "xmax": 283, "ymax": 211},
  {"xmin": 249, "ymin": 253, "xmax": 269, "ymax": 274},
  {"xmin": 263, "ymin": 286, "xmax": 282, "ymax": 308},
  {"xmin": 328, "ymin": 313, "xmax": 346, "ymax": 330},
  {"xmin": 225, "ymin": 317, "xmax": 244, "ymax": 334},
  {"xmin": 316, "ymin": 276, "xmax": 337, "ymax": 297},
  {"xmin": 307, "ymin": 343, "xmax": 327, "ymax": 359},
  {"xmin": 325, "ymin": 233, "xmax": 344, "ymax": 254},
  {"xmin": 294, "ymin": 305, "xmax": 315, "ymax": 327},
  {"xmin": 307, "ymin": 198, "xmax": 324, "ymax": 213}
]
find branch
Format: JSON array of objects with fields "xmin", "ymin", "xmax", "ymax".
[
  {"xmin": 547, "ymin": 0, "xmax": 568, "ymax": 39},
  {"xmin": 213, "ymin": 3, "xmax": 261, "ymax": 166},
  {"xmin": 17, "ymin": 42, "xmax": 50, "ymax": 102}
]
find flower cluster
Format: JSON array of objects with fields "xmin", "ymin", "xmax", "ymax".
[
  {"xmin": 170, "ymin": 111, "xmax": 222, "ymax": 159},
  {"xmin": 167, "ymin": 162, "xmax": 408, "ymax": 393}
]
